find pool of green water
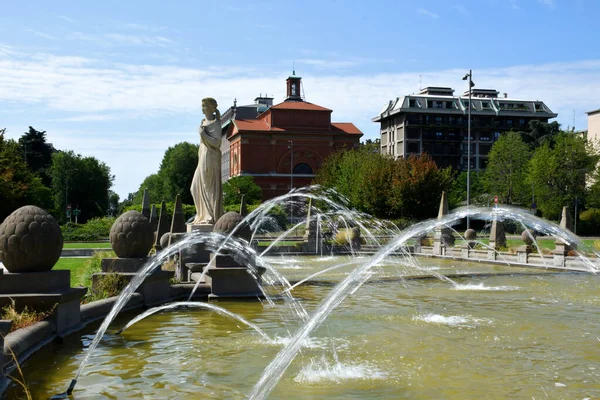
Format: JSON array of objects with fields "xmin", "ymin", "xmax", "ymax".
[{"xmin": 7, "ymin": 256, "xmax": 600, "ymax": 399}]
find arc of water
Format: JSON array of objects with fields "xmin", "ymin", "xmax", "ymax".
[
  {"xmin": 63, "ymin": 232, "xmax": 218, "ymax": 395},
  {"xmin": 249, "ymin": 206, "xmax": 598, "ymax": 399},
  {"xmin": 116, "ymin": 301, "xmax": 272, "ymax": 342}
]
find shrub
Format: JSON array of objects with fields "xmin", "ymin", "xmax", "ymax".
[
  {"xmin": 73, "ymin": 250, "xmax": 116, "ymax": 289},
  {"xmin": 87, "ymin": 273, "xmax": 129, "ymax": 302},
  {"xmin": 61, "ymin": 217, "xmax": 115, "ymax": 241},
  {"xmin": 1, "ymin": 299, "xmax": 55, "ymax": 332},
  {"xmin": 578, "ymin": 208, "xmax": 600, "ymax": 235},
  {"xmin": 124, "ymin": 202, "xmax": 196, "ymax": 222}
]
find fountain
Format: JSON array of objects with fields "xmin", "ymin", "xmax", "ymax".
[{"xmin": 2, "ymin": 186, "xmax": 599, "ymax": 400}]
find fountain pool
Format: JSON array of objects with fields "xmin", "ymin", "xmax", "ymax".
[{"xmin": 6, "ymin": 257, "xmax": 599, "ymax": 399}]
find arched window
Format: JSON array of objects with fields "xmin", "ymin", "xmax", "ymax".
[{"xmin": 293, "ymin": 163, "xmax": 313, "ymax": 174}]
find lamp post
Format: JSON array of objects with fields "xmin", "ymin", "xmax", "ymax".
[
  {"xmin": 462, "ymin": 70, "xmax": 474, "ymax": 229},
  {"xmin": 288, "ymin": 140, "xmax": 294, "ymax": 225},
  {"xmin": 65, "ymin": 169, "xmax": 77, "ymax": 223}
]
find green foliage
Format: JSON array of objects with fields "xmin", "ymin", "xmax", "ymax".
[
  {"xmin": 578, "ymin": 208, "xmax": 600, "ymax": 235},
  {"xmin": 50, "ymin": 150, "xmax": 114, "ymax": 223},
  {"xmin": 527, "ymin": 132, "xmax": 598, "ymax": 220},
  {"xmin": 87, "ymin": 273, "xmax": 129, "ymax": 302},
  {"xmin": 108, "ymin": 191, "xmax": 119, "ymax": 216},
  {"xmin": 448, "ymin": 171, "xmax": 488, "ymax": 209},
  {"xmin": 73, "ymin": 250, "xmax": 116, "ymax": 289},
  {"xmin": 61, "ymin": 217, "xmax": 115, "ymax": 241},
  {"xmin": 0, "ymin": 129, "xmax": 52, "ymax": 222},
  {"xmin": 316, "ymin": 150, "xmax": 452, "ymax": 220},
  {"xmin": 133, "ymin": 142, "xmax": 199, "ymax": 205},
  {"xmin": 223, "ymin": 176, "xmax": 263, "ymax": 207},
  {"xmin": 484, "ymin": 131, "xmax": 531, "ymax": 205},
  {"xmin": 239, "ymin": 203, "xmax": 288, "ymax": 233},
  {"xmin": 18, "ymin": 126, "xmax": 56, "ymax": 187},
  {"xmin": 518, "ymin": 120, "xmax": 561, "ymax": 149},
  {"xmin": 124, "ymin": 202, "xmax": 196, "ymax": 221}
]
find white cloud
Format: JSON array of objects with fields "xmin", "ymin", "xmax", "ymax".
[
  {"xmin": 417, "ymin": 8, "xmax": 440, "ymax": 18},
  {"xmin": 25, "ymin": 29, "xmax": 57, "ymax": 40},
  {"xmin": 68, "ymin": 32, "xmax": 176, "ymax": 48},
  {"xmin": 2, "ymin": 48, "xmax": 599, "ymax": 197},
  {"xmin": 57, "ymin": 15, "xmax": 78, "ymax": 25}
]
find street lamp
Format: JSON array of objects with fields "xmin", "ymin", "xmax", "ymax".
[
  {"xmin": 462, "ymin": 70, "xmax": 474, "ymax": 229},
  {"xmin": 288, "ymin": 140, "xmax": 294, "ymax": 225}
]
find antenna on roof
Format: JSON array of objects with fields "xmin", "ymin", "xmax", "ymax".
[
  {"xmin": 573, "ymin": 110, "xmax": 576, "ymax": 130},
  {"xmin": 419, "ymin": 74, "xmax": 422, "ymax": 90},
  {"xmin": 293, "ymin": 62, "xmax": 295, "ymax": 76}
]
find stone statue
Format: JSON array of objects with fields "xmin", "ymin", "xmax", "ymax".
[{"xmin": 190, "ymin": 97, "xmax": 224, "ymax": 225}]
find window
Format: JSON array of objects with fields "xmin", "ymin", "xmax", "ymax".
[
  {"xmin": 446, "ymin": 101, "xmax": 454, "ymax": 109},
  {"xmin": 519, "ymin": 119, "xmax": 525, "ymax": 126},
  {"xmin": 407, "ymin": 142, "xmax": 420, "ymax": 153},
  {"xmin": 425, "ymin": 115, "xmax": 430, "ymax": 124},
  {"xmin": 291, "ymin": 83, "xmax": 297, "ymax": 96},
  {"xmin": 293, "ymin": 163, "xmax": 312, "ymax": 174},
  {"xmin": 436, "ymin": 131, "xmax": 443, "ymax": 138},
  {"xmin": 480, "ymin": 134, "xmax": 491, "ymax": 141},
  {"xmin": 494, "ymin": 131, "xmax": 501, "ymax": 141},
  {"xmin": 482, "ymin": 102, "xmax": 491, "ymax": 109},
  {"xmin": 449, "ymin": 116, "xmax": 456, "ymax": 124},
  {"xmin": 507, "ymin": 119, "xmax": 513, "ymax": 126},
  {"xmin": 448, "ymin": 131, "xmax": 456, "ymax": 139},
  {"xmin": 409, "ymin": 99, "xmax": 416, "ymax": 107},
  {"xmin": 436, "ymin": 116, "xmax": 442, "ymax": 124}
]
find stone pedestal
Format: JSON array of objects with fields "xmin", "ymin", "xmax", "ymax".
[
  {"xmin": 92, "ymin": 269, "xmax": 173, "ymax": 307},
  {"xmin": 205, "ymin": 254, "xmax": 264, "ymax": 299},
  {"xmin": 552, "ymin": 240, "xmax": 576, "ymax": 267},
  {"xmin": 101, "ymin": 257, "xmax": 148, "ymax": 273},
  {"xmin": 0, "ymin": 271, "xmax": 86, "ymax": 333},
  {"xmin": 0, "ymin": 320, "xmax": 12, "ymax": 384},
  {"xmin": 517, "ymin": 245, "xmax": 532, "ymax": 263},
  {"xmin": 187, "ymin": 223, "xmax": 214, "ymax": 233}
]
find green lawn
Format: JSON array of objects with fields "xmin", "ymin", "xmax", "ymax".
[
  {"xmin": 63, "ymin": 242, "xmax": 112, "ymax": 249},
  {"xmin": 54, "ymin": 257, "xmax": 87, "ymax": 276}
]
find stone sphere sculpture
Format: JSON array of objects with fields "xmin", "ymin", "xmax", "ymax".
[
  {"xmin": 521, "ymin": 229, "xmax": 535, "ymax": 246},
  {"xmin": 464, "ymin": 229, "xmax": 477, "ymax": 241},
  {"xmin": 0, "ymin": 206, "xmax": 63, "ymax": 273},
  {"xmin": 214, "ymin": 212, "xmax": 251, "ymax": 242},
  {"xmin": 110, "ymin": 210, "xmax": 154, "ymax": 258}
]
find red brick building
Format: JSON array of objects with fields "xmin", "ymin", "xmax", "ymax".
[{"xmin": 224, "ymin": 73, "xmax": 363, "ymax": 200}]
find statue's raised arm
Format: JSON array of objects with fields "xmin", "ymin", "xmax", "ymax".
[{"xmin": 190, "ymin": 97, "xmax": 224, "ymax": 225}]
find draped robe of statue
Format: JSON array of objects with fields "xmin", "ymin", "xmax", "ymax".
[{"xmin": 190, "ymin": 118, "xmax": 224, "ymax": 224}]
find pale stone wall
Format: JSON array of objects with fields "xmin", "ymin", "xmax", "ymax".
[{"xmin": 588, "ymin": 110, "xmax": 600, "ymax": 151}]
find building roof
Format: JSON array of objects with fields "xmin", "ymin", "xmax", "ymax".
[
  {"xmin": 230, "ymin": 119, "xmax": 362, "ymax": 136},
  {"xmin": 587, "ymin": 108, "xmax": 600, "ymax": 115},
  {"xmin": 331, "ymin": 122, "xmax": 362, "ymax": 135},
  {"xmin": 270, "ymin": 101, "xmax": 332, "ymax": 112},
  {"xmin": 373, "ymin": 91, "xmax": 557, "ymax": 122}
]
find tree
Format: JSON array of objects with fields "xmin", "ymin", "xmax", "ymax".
[
  {"xmin": 316, "ymin": 149, "xmax": 452, "ymax": 220},
  {"xmin": 484, "ymin": 131, "xmax": 531, "ymax": 205},
  {"xmin": 50, "ymin": 150, "xmax": 114, "ymax": 223},
  {"xmin": 518, "ymin": 120, "xmax": 561, "ymax": 149},
  {"xmin": 133, "ymin": 142, "xmax": 199, "ymax": 205},
  {"xmin": 133, "ymin": 174, "xmax": 166, "ymax": 205},
  {"xmin": 158, "ymin": 142, "xmax": 199, "ymax": 204},
  {"xmin": 0, "ymin": 129, "xmax": 52, "ymax": 221},
  {"xmin": 18, "ymin": 126, "xmax": 56, "ymax": 186},
  {"xmin": 360, "ymin": 138, "xmax": 380, "ymax": 153},
  {"xmin": 108, "ymin": 191, "xmax": 120, "ymax": 216},
  {"xmin": 448, "ymin": 171, "xmax": 488, "ymax": 209},
  {"xmin": 388, "ymin": 154, "xmax": 454, "ymax": 220},
  {"xmin": 527, "ymin": 132, "xmax": 598, "ymax": 220},
  {"xmin": 223, "ymin": 176, "xmax": 262, "ymax": 207}
]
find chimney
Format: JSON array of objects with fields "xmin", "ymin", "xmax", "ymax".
[{"xmin": 503, "ymin": 93, "xmax": 508, "ymax": 98}]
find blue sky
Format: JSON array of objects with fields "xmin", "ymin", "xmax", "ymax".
[{"xmin": 1, "ymin": 0, "xmax": 599, "ymax": 199}]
